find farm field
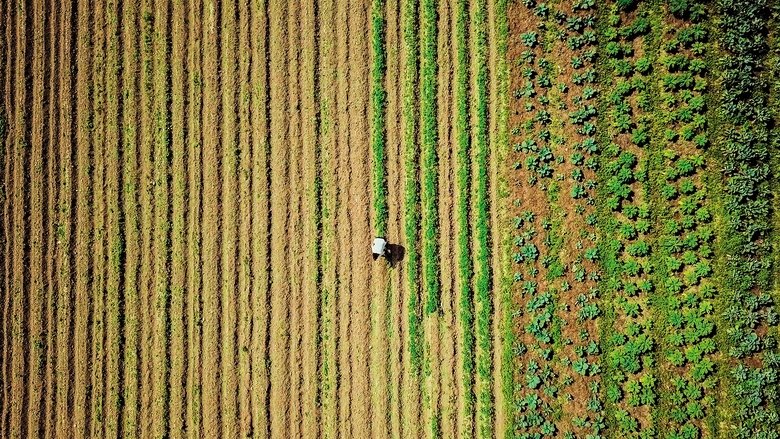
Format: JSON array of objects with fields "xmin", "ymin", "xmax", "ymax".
[{"xmin": 0, "ymin": 0, "xmax": 778, "ymax": 439}]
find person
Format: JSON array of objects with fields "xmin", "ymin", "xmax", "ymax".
[{"xmin": 372, "ymin": 237, "xmax": 388, "ymax": 261}]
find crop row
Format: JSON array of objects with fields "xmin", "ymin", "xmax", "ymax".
[
  {"xmin": 472, "ymin": 0, "xmax": 494, "ymax": 435},
  {"xmin": 715, "ymin": 0, "xmax": 779, "ymax": 436},
  {"xmin": 653, "ymin": 1, "xmax": 718, "ymax": 437},
  {"xmin": 598, "ymin": 2, "xmax": 657, "ymax": 436},
  {"xmin": 509, "ymin": 0, "xmax": 605, "ymax": 437},
  {"xmin": 402, "ymin": 0, "xmax": 423, "ymax": 377},
  {"xmin": 454, "ymin": 0, "xmax": 475, "ymax": 433},
  {"xmin": 371, "ymin": 0, "xmax": 388, "ymax": 237}
]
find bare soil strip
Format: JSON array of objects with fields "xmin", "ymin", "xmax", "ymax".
[
  {"xmin": 285, "ymin": 0, "xmax": 304, "ymax": 435},
  {"xmin": 73, "ymin": 0, "xmax": 95, "ymax": 432},
  {"xmin": 185, "ymin": 0, "xmax": 204, "ymax": 435},
  {"xmin": 300, "ymin": 0, "xmax": 321, "ymax": 433},
  {"xmin": 89, "ymin": 1, "xmax": 108, "ymax": 435},
  {"xmin": 54, "ymin": 1, "xmax": 77, "ymax": 434},
  {"xmin": 27, "ymin": 0, "xmax": 47, "ymax": 435},
  {"xmin": 169, "ymin": 0, "xmax": 188, "ymax": 436},
  {"xmin": 236, "ymin": 0, "xmax": 253, "ymax": 435},
  {"xmin": 103, "ymin": 0, "xmax": 124, "ymax": 432},
  {"xmin": 268, "ymin": 0, "xmax": 292, "ymax": 435},
  {"xmin": 137, "ymin": 0, "xmax": 156, "ymax": 434},
  {"xmin": 151, "ymin": 0, "xmax": 172, "ymax": 436},
  {"xmin": 201, "ymin": 0, "xmax": 223, "ymax": 434},
  {"xmin": 347, "ymin": 0, "xmax": 374, "ymax": 435},
  {"xmin": 43, "ymin": 1, "xmax": 62, "ymax": 435},
  {"xmin": 384, "ymin": 0, "xmax": 405, "ymax": 435},
  {"xmin": 219, "ymin": 0, "xmax": 240, "ymax": 435},
  {"xmin": 335, "ymin": 0, "xmax": 353, "ymax": 432},
  {"xmin": 317, "ymin": 0, "xmax": 339, "ymax": 433},
  {"xmin": 249, "ymin": 0, "xmax": 271, "ymax": 435},
  {"xmin": 121, "ymin": 0, "xmax": 142, "ymax": 435}
]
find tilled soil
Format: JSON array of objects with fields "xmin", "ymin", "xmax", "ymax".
[{"xmin": 0, "ymin": 0, "xmax": 508, "ymax": 438}]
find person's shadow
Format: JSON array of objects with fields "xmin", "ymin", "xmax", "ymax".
[{"xmin": 385, "ymin": 244, "xmax": 405, "ymax": 268}]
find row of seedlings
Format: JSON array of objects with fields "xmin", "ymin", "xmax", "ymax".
[
  {"xmin": 597, "ymin": 1, "xmax": 658, "ymax": 437},
  {"xmin": 507, "ymin": 0, "xmax": 605, "ymax": 437},
  {"xmin": 654, "ymin": 1, "xmax": 718, "ymax": 437}
]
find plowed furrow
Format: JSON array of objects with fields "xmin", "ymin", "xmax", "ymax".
[
  {"xmin": 268, "ymin": 0, "xmax": 291, "ymax": 435},
  {"xmin": 73, "ymin": 0, "xmax": 95, "ymax": 432},
  {"xmin": 169, "ymin": 0, "xmax": 188, "ymax": 436},
  {"xmin": 54, "ymin": 0, "xmax": 77, "ymax": 434},
  {"xmin": 28, "ymin": 0, "xmax": 47, "ymax": 435},
  {"xmin": 151, "ymin": 0, "xmax": 172, "ymax": 436},
  {"xmin": 219, "ymin": 0, "xmax": 240, "ymax": 436},
  {"xmin": 185, "ymin": 0, "xmax": 204, "ymax": 435},
  {"xmin": 285, "ymin": 0, "xmax": 304, "ymax": 435},
  {"xmin": 201, "ymin": 0, "xmax": 223, "ymax": 434},
  {"xmin": 236, "ymin": 0, "xmax": 253, "ymax": 435},
  {"xmin": 347, "ymin": 0, "xmax": 373, "ymax": 436},
  {"xmin": 43, "ymin": 0, "xmax": 62, "ymax": 434},
  {"xmin": 335, "ymin": 0, "xmax": 352, "ymax": 432},
  {"xmin": 300, "ymin": 0, "xmax": 321, "ymax": 433},
  {"xmin": 317, "ymin": 0, "xmax": 339, "ymax": 433},
  {"xmin": 120, "ymin": 0, "xmax": 142, "ymax": 435},
  {"xmin": 88, "ymin": 1, "xmax": 108, "ymax": 435},
  {"xmin": 249, "ymin": 0, "xmax": 271, "ymax": 436}
]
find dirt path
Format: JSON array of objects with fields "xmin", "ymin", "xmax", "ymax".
[{"xmin": 0, "ymin": 0, "xmax": 8, "ymax": 432}]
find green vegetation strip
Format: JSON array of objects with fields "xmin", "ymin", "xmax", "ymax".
[
  {"xmin": 453, "ymin": 0, "xmax": 475, "ymax": 433},
  {"xmin": 420, "ymin": 0, "xmax": 439, "ymax": 316},
  {"xmin": 472, "ymin": 0, "xmax": 493, "ymax": 434},
  {"xmin": 403, "ymin": 0, "xmax": 423, "ymax": 376},
  {"xmin": 371, "ymin": 0, "xmax": 388, "ymax": 237}
]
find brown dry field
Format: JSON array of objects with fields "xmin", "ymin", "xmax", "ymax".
[{"xmin": 0, "ymin": 0, "xmax": 508, "ymax": 437}]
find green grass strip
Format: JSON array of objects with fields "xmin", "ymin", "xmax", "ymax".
[
  {"xmin": 420, "ymin": 0, "xmax": 439, "ymax": 316},
  {"xmin": 472, "ymin": 0, "xmax": 493, "ymax": 435},
  {"xmin": 371, "ymin": 0, "xmax": 388, "ymax": 237},
  {"xmin": 454, "ymin": 0, "xmax": 474, "ymax": 434},
  {"xmin": 403, "ymin": 0, "xmax": 423, "ymax": 377}
]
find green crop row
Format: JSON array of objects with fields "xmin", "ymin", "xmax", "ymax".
[
  {"xmin": 715, "ymin": 0, "xmax": 779, "ymax": 436},
  {"xmin": 420, "ymin": 0, "xmax": 439, "ymax": 316},
  {"xmin": 654, "ymin": 1, "xmax": 718, "ymax": 436},
  {"xmin": 402, "ymin": 0, "xmax": 423, "ymax": 377},
  {"xmin": 453, "ymin": 0, "xmax": 475, "ymax": 433},
  {"xmin": 371, "ymin": 0, "xmax": 388, "ymax": 237},
  {"xmin": 472, "ymin": 0, "xmax": 493, "ymax": 435}
]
